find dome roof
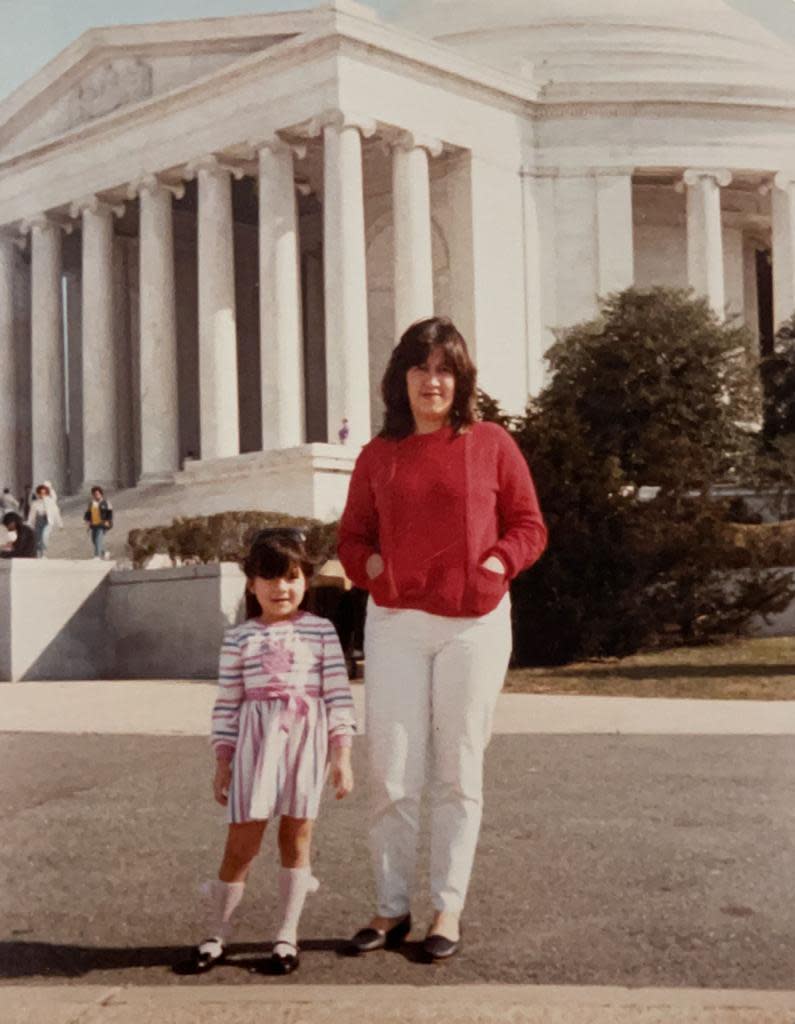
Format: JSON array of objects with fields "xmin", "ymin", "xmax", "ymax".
[{"xmin": 392, "ymin": 0, "xmax": 795, "ymax": 90}]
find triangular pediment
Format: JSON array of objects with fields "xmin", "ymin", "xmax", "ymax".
[{"xmin": 0, "ymin": 10, "xmax": 322, "ymax": 156}]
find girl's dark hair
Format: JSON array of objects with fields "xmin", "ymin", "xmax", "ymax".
[
  {"xmin": 380, "ymin": 317, "xmax": 477, "ymax": 439},
  {"xmin": 243, "ymin": 531, "xmax": 315, "ymax": 619}
]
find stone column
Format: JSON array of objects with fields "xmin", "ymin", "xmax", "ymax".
[
  {"xmin": 256, "ymin": 137, "xmax": 305, "ymax": 449},
  {"xmin": 682, "ymin": 168, "xmax": 731, "ymax": 316},
  {"xmin": 0, "ymin": 235, "xmax": 17, "ymax": 490},
  {"xmin": 771, "ymin": 172, "xmax": 795, "ymax": 329},
  {"xmin": 311, "ymin": 109, "xmax": 375, "ymax": 446},
  {"xmin": 595, "ymin": 168, "xmax": 635, "ymax": 295},
  {"xmin": 72, "ymin": 197, "xmax": 124, "ymax": 489},
  {"xmin": 26, "ymin": 216, "xmax": 67, "ymax": 493},
  {"xmin": 130, "ymin": 175, "xmax": 183, "ymax": 481},
  {"xmin": 190, "ymin": 155, "xmax": 241, "ymax": 461},
  {"xmin": 519, "ymin": 169, "xmax": 545, "ymax": 396},
  {"xmin": 391, "ymin": 130, "xmax": 441, "ymax": 336}
]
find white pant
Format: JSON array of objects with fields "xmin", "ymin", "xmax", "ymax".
[{"xmin": 364, "ymin": 595, "xmax": 512, "ymax": 916}]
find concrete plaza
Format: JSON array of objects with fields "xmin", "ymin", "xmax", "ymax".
[{"xmin": 1, "ymin": 682, "xmax": 794, "ymax": 1022}]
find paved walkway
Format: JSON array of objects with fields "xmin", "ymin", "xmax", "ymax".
[
  {"xmin": 3, "ymin": 682, "xmax": 794, "ymax": 1023},
  {"xmin": 3, "ymin": 680, "xmax": 795, "ymax": 736},
  {"xmin": 6, "ymin": 983, "xmax": 795, "ymax": 1024}
]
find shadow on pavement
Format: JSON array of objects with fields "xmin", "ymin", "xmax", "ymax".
[{"xmin": 0, "ymin": 939, "xmax": 347, "ymax": 980}]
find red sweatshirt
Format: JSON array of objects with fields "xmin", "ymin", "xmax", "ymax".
[{"xmin": 337, "ymin": 421, "xmax": 547, "ymax": 618}]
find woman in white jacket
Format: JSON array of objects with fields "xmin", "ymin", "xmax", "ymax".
[{"xmin": 26, "ymin": 483, "xmax": 63, "ymax": 558}]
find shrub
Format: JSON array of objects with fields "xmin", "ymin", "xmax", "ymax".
[
  {"xmin": 127, "ymin": 510, "xmax": 337, "ymax": 570},
  {"xmin": 489, "ymin": 287, "xmax": 795, "ymax": 665}
]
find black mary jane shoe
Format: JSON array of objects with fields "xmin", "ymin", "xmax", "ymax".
[
  {"xmin": 349, "ymin": 914, "xmax": 412, "ymax": 954},
  {"xmin": 173, "ymin": 938, "xmax": 226, "ymax": 975},
  {"xmin": 263, "ymin": 941, "xmax": 300, "ymax": 976},
  {"xmin": 423, "ymin": 929, "xmax": 462, "ymax": 962}
]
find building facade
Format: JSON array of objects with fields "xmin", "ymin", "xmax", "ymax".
[{"xmin": 0, "ymin": 0, "xmax": 794, "ymax": 514}]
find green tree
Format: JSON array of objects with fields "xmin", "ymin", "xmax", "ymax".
[{"xmin": 494, "ymin": 287, "xmax": 794, "ymax": 665}]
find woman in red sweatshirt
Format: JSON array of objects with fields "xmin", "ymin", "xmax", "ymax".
[{"xmin": 338, "ymin": 317, "xmax": 547, "ymax": 961}]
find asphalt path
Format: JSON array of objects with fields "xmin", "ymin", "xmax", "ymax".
[{"xmin": 1, "ymin": 733, "xmax": 794, "ymax": 990}]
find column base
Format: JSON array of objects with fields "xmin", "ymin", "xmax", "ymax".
[
  {"xmin": 79, "ymin": 479, "xmax": 123, "ymax": 495},
  {"xmin": 136, "ymin": 472, "xmax": 177, "ymax": 487}
]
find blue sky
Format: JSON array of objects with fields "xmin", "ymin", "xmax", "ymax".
[{"xmin": 0, "ymin": 0, "xmax": 794, "ymax": 104}]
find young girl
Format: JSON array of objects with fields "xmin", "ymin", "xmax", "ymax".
[{"xmin": 183, "ymin": 529, "xmax": 356, "ymax": 976}]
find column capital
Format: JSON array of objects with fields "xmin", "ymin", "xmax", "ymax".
[
  {"xmin": 69, "ymin": 196, "xmax": 125, "ymax": 220},
  {"xmin": 773, "ymin": 171, "xmax": 795, "ymax": 193},
  {"xmin": 128, "ymin": 174, "xmax": 186, "ymax": 200},
  {"xmin": 249, "ymin": 135, "xmax": 307, "ymax": 161},
  {"xmin": 185, "ymin": 154, "xmax": 246, "ymax": 182},
  {"xmin": 388, "ymin": 129, "xmax": 443, "ymax": 158},
  {"xmin": 589, "ymin": 165, "xmax": 635, "ymax": 179},
  {"xmin": 678, "ymin": 168, "xmax": 732, "ymax": 191},
  {"xmin": 20, "ymin": 213, "xmax": 73, "ymax": 236},
  {"xmin": 307, "ymin": 108, "xmax": 376, "ymax": 139}
]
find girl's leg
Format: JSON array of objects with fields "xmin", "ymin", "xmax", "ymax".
[
  {"xmin": 273, "ymin": 817, "xmax": 319, "ymax": 955},
  {"xmin": 428, "ymin": 597, "xmax": 512, "ymax": 935},
  {"xmin": 194, "ymin": 821, "xmax": 267, "ymax": 964},
  {"xmin": 219, "ymin": 820, "xmax": 267, "ymax": 882},
  {"xmin": 364, "ymin": 602, "xmax": 433, "ymax": 923}
]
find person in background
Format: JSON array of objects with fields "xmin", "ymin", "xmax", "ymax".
[
  {"xmin": 26, "ymin": 483, "xmax": 63, "ymax": 558},
  {"xmin": 1, "ymin": 488, "xmax": 20, "ymax": 514},
  {"xmin": 83, "ymin": 486, "xmax": 114, "ymax": 559},
  {"xmin": 1, "ymin": 512, "xmax": 36, "ymax": 558}
]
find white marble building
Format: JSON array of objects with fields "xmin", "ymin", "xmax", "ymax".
[{"xmin": 1, "ymin": 0, "xmax": 794, "ymax": 515}]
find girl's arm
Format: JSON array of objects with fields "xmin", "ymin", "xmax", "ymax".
[
  {"xmin": 337, "ymin": 449, "xmax": 380, "ymax": 589},
  {"xmin": 211, "ymin": 629, "xmax": 245, "ymax": 762},
  {"xmin": 319, "ymin": 621, "xmax": 356, "ymax": 748}
]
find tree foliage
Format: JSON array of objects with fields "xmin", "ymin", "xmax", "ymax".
[{"xmin": 485, "ymin": 287, "xmax": 794, "ymax": 665}]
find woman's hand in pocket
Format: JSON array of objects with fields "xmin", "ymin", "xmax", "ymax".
[
  {"xmin": 479, "ymin": 555, "xmax": 505, "ymax": 576},
  {"xmin": 366, "ymin": 553, "xmax": 385, "ymax": 580}
]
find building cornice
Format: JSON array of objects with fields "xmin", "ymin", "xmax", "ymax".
[{"xmin": 0, "ymin": 12, "xmax": 540, "ymax": 175}]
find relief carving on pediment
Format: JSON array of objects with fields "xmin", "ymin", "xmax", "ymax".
[{"xmin": 66, "ymin": 58, "xmax": 153, "ymax": 129}]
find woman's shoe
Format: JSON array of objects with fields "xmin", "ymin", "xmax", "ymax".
[
  {"xmin": 349, "ymin": 913, "xmax": 412, "ymax": 953},
  {"xmin": 174, "ymin": 937, "xmax": 226, "ymax": 974},
  {"xmin": 423, "ymin": 928, "xmax": 462, "ymax": 962},
  {"xmin": 266, "ymin": 940, "xmax": 300, "ymax": 975}
]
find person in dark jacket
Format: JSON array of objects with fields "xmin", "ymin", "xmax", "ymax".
[
  {"xmin": 1, "ymin": 512, "xmax": 36, "ymax": 558},
  {"xmin": 83, "ymin": 486, "xmax": 114, "ymax": 559}
]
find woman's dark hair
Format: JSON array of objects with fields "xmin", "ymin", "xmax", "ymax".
[
  {"xmin": 243, "ymin": 530, "xmax": 315, "ymax": 619},
  {"xmin": 380, "ymin": 317, "xmax": 477, "ymax": 439},
  {"xmin": 2, "ymin": 512, "xmax": 22, "ymax": 530}
]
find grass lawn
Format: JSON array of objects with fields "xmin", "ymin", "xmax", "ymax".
[{"xmin": 504, "ymin": 636, "xmax": 795, "ymax": 700}]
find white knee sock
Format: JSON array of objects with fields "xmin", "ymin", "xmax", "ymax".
[
  {"xmin": 273, "ymin": 867, "xmax": 319, "ymax": 954},
  {"xmin": 200, "ymin": 879, "xmax": 245, "ymax": 950}
]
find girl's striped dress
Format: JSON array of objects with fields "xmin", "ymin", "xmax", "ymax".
[{"xmin": 211, "ymin": 612, "xmax": 356, "ymax": 823}]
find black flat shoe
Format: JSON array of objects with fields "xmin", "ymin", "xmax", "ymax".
[
  {"xmin": 423, "ymin": 930, "xmax": 461, "ymax": 962},
  {"xmin": 174, "ymin": 938, "xmax": 226, "ymax": 975},
  {"xmin": 349, "ymin": 914, "xmax": 412, "ymax": 953},
  {"xmin": 264, "ymin": 941, "xmax": 299, "ymax": 975}
]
